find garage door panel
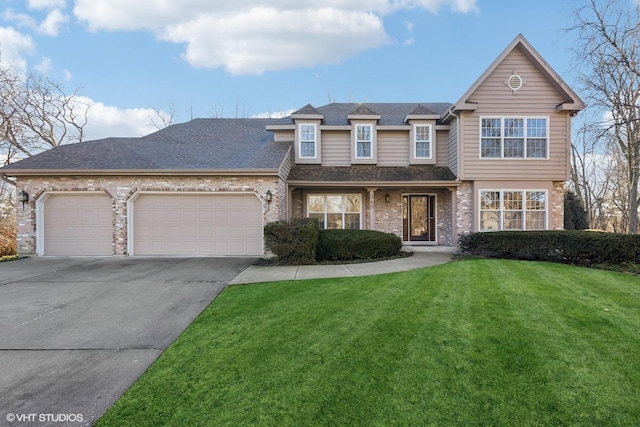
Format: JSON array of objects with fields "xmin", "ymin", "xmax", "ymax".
[
  {"xmin": 133, "ymin": 194, "xmax": 262, "ymax": 256},
  {"xmin": 44, "ymin": 194, "xmax": 113, "ymax": 256}
]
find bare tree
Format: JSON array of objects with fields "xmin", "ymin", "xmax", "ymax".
[
  {"xmin": 0, "ymin": 65, "xmax": 89, "ymax": 228},
  {"xmin": 569, "ymin": 0, "xmax": 640, "ymax": 233},
  {"xmin": 0, "ymin": 67, "xmax": 89, "ymax": 164},
  {"xmin": 149, "ymin": 101, "xmax": 176, "ymax": 130}
]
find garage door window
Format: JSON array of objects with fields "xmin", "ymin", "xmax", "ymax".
[{"xmin": 307, "ymin": 194, "xmax": 361, "ymax": 229}]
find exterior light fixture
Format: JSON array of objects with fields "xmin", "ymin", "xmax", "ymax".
[
  {"xmin": 385, "ymin": 193, "xmax": 391, "ymax": 203},
  {"xmin": 265, "ymin": 190, "xmax": 273, "ymax": 212},
  {"xmin": 19, "ymin": 190, "xmax": 29, "ymax": 210}
]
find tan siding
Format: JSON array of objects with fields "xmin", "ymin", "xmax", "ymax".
[
  {"xmin": 447, "ymin": 119, "xmax": 459, "ymax": 176},
  {"xmin": 378, "ymin": 130, "xmax": 409, "ymax": 166},
  {"xmin": 460, "ymin": 47, "xmax": 571, "ymax": 181},
  {"xmin": 321, "ymin": 130, "xmax": 350, "ymax": 166},
  {"xmin": 435, "ymin": 130, "xmax": 448, "ymax": 168},
  {"xmin": 274, "ymin": 130, "xmax": 294, "ymax": 142},
  {"xmin": 278, "ymin": 147, "xmax": 292, "ymax": 180}
]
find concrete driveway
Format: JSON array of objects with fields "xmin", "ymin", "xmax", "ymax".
[{"xmin": 0, "ymin": 256, "xmax": 255, "ymax": 426}]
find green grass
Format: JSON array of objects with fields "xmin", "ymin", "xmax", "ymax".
[{"xmin": 97, "ymin": 259, "xmax": 640, "ymax": 426}]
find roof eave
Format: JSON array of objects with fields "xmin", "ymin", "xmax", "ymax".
[
  {"xmin": 2, "ymin": 168, "xmax": 282, "ymax": 177},
  {"xmin": 287, "ymin": 180, "xmax": 461, "ymax": 187}
]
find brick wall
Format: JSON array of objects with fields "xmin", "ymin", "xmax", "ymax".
[
  {"xmin": 455, "ymin": 182, "xmax": 473, "ymax": 238},
  {"xmin": 15, "ymin": 175, "xmax": 283, "ymax": 255},
  {"xmin": 551, "ymin": 181, "xmax": 565, "ymax": 230}
]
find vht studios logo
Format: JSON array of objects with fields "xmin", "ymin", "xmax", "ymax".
[{"xmin": 6, "ymin": 413, "xmax": 84, "ymax": 423}]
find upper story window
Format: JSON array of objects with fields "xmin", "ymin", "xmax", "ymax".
[
  {"xmin": 299, "ymin": 124, "xmax": 317, "ymax": 158},
  {"xmin": 480, "ymin": 117, "xmax": 548, "ymax": 159},
  {"xmin": 355, "ymin": 124, "xmax": 373, "ymax": 159},
  {"xmin": 414, "ymin": 124, "xmax": 432, "ymax": 159}
]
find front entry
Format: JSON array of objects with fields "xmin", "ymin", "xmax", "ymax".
[{"xmin": 403, "ymin": 195, "xmax": 436, "ymax": 242}]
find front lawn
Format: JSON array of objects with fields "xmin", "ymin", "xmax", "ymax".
[{"xmin": 98, "ymin": 259, "xmax": 640, "ymax": 426}]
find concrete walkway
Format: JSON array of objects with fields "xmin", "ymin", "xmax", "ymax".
[{"xmin": 229, "ymin": 250, "xmax": 455, "ymax": 285}]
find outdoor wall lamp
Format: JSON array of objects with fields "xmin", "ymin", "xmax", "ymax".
[
  {"xmin": 265, "ymin": 190, "xmax": 273, "ymax": 203},
  {"xmin": 19, "ymin": 190, "xmax": 29, "ymax": 210},
  {"xmin": 385, "ymin": 193, "xmax": 391, "ymax": 203}
]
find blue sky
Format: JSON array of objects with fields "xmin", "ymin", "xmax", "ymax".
[{"xmin": 0, "ymin": 0, "xmax": 582, "ymax": 140}]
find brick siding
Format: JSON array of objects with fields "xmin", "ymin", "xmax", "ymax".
[{"xmin": 15, "ymin": 176, "xmax": 283, "ymax": 255}]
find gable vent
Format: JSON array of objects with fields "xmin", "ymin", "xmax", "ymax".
[{"xmin": 508, "ymin": 74, "xmax": 523, "ymax": 91}]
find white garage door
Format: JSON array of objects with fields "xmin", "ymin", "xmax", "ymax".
[
  {"xmin": 43, "ymin": 194, "xmax": 113, "ymax": 256},
  {"xmin": 132, "ymin": 193, "xmax": 263, "ymax": 256}
]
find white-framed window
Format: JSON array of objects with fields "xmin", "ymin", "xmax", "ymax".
[
  {"xmin": 307, "ymin": 194, "xmax": 361, "ymax": 230},
  {"xmin": 479, "ymin": 190, "xmax": 547, "ymax": 231},
  {"xmin": 480, "ymin": 117, "xmax": 548, "ymax": 159},
  {"xmin": 414, "ymin": 124, "xmax": 432, "ymax": 159},
  {"xmin": 299, "ymin": 124, "xmax": 317, "ymax": 158},
  {"xmin": 355, "ymin": 124, "xmax": 373, "ymax": 159}
]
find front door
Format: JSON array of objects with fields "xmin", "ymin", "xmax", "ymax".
[{"xmin": 403, "ymin": 195, "xmax": 436, "ymax": 242}]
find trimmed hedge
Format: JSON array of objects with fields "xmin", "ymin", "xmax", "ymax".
[
  {"xmin": 317, "ymin": 229, "xmax": 402, "ymax": 262},
  {"xmin": 264, "ymin": 218, "xmax": 318, "ymax": 265},
  {"xmin": 459, "ymin": 230, "xmax": 640, "ymax": 267}
]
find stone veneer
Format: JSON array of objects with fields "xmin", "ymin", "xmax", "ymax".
[{"xmin": 16, "ymin": 175, "xmax": 284, "ymax": 255}]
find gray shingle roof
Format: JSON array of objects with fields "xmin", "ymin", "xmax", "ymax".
[
  {"xmin": 1, "ymin": 118, "xmax": 290, "ymax": 172},
  {"xmin": 287, "ymin": 165, "xmax": 457, "ymax": 182},
  {"xmin": 275, "ymin": 102, "xmax": 452, "ymax": 126},
  {"xmin": 1, "ymin": 102, "xmax": 455, "ymax": 174}
]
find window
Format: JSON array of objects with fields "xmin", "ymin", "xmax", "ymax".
[
  {"xmin": 480, "ymin": 117, "xmax": 548, "ymax": 158},
  {"xmin": 414, "ymin": 125, "xmax": 432, "ymax": 158},
  {"xmin": 307, "ymin": 194, "xmax": 361, "ymax": 230},
  {"xmin": 479, "ymin": 190, "xmax": 547, "ymax": 231},
  {"xmin": 356, "ymin": 124, "xmax": 373, "ymax": 158},
  {"xmin": 299, "ymin": 124, "xmax": 316, "ymax": 158}
]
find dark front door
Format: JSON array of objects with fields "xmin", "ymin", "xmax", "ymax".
[{"xmin": 403, "ymin": 195, "xmax": 436, "ymax": 242}]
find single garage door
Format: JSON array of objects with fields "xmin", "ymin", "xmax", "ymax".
[
  {"xmin": 43, "ymin": 193, "xmax": 113, "ymax": 256},
  {"xmin": 132, "ymin": 193, "xmax": 262, "ymax": 256}
]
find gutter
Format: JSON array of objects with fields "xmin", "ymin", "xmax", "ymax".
[
  {"xmin": 1, "ymin": 168, "xmax": 282, "ymax": 178},
  {"xmin": 286, "ymin": 180, "xmax": 462, "ymax": 188}
]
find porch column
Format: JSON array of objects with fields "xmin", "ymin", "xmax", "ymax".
[
  {"xmin": 448, "ymin": 186, "xmax": 457, "ymax": 246},
  {"xmin": 365, "ymin": 187, "xmax": 378, "ymax": 230}
]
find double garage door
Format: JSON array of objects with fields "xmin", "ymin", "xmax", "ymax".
[{"xmin": 42, "ymin": 193, "xmax": 262, "ymax": 256}]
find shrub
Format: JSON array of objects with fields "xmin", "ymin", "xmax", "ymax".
[
  {"xmin": 317, "ymin": 229, "xmax": 402, "ymax": 262},
  {"xmin": 0, "ymin": 225, "xmax": 16, "ymax": 257},
  {"xmin": 264, "ymin": 218, "xmax": 318, "ymax": 265},
  {"xmin": 459, "ymin": 230, "xmax": 640, "ymax": 268}
]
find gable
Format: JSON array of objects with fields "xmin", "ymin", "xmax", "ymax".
[
  {"xmin": 465, "ymin": 47, "xmax": 566, "ymax": 114},
  {"xmin": 454, "ymin": 34, "xmax": 585, "ymax": 114}
]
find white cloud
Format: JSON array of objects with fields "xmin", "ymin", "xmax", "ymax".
[
  {"xmin": 28, "ymin": 0, "xmax": 67, "ymax": 10},
  {"xmin": 34, "ymin": 56, "xmax": 51, "ymax": 73},
  {"xmin": 75, "ymin": 96, "xmax": 170, "ymax": 140},
  {"xmin": 162, "ymin": 7, "xmax": 388, "ymax": 74},
  {"xmin": 0, "ymin": 27, "xmax": 36, "ymax": 75},
  {"xmin": 38, "ymin": 9, "xmax": 69, "ymax": 36},
  {"xmin": 73, "ymin": 0, "xmax": 478, "ymax": 74},
  {"xmin": 4, "ymin": 10, "xmax": 38, "ymax": 29},
  {"xmin": 4, "ymin": 8, "xmax": 69, "ymax": 37},
  {"xmin": 62, "ymin": 69, "xmax": 73, "ymax": 81}
]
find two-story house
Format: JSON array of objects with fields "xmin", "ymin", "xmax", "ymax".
[{"xmin": 1, "ymin": 35, "xmax": 584, "ymax": 257}]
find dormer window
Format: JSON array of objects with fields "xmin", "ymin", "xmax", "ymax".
[
  {"xmin": 299, "ymin": 124, "xmax": 317, "ymax": 158},
  {"xmin": 414, "ymin": 124, "xmax": 432, "ymax": 159},
  {"xmin": 356, "ymin": 124, "xmax": 373, "ymax": 159}
]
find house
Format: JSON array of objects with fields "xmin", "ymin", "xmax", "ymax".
[{"xmin": 1, "ymin": 35, "xmax": 585, "ymax": 257}]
